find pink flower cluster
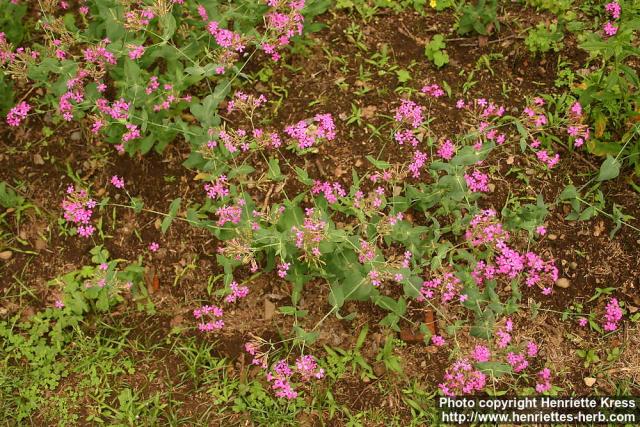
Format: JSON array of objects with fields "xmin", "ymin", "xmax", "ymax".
[
  {"xmin": 472, "ymin": 345, "xmax": 491, "ymax": 362},
  {"xmin": 284, "ymin": 113, "xmax": 336, "ymax": 149},
  {"xmin": 277, "ymin": 262, "xmax": 290, "ymax": 278},
  {"xmin": 59, "ymin": 71, "xmax": 92, "ymax": 122},
  {"xmin": 265, "ymin": 355, "xmax": 324, "ymax": 399},
  {"xmin": 567, "ymin": 102, "xmax": 590, "ymax": 148},
  {"xmin": 6, "ymin": 101, "xmax": 30, "ymax": 126},
  {"xmin": 464, "ymin": 170, "xmax": 490, "ymax": 193},
  {"xmin": 394, "ymin": 99, "xmax": 424, "ymax": 147},
  {"xmin": 216, "ymin": 204, "xmax": 243, "ymax": 226},
  {"xmin": 603, "ymin": 297, "xmax": 623, "ymax": 332},
  {"xmin": 458, "ymin": 98, "xmax": 505, "ymax": 118},
  {"xmin": 207, "ymin": 21, "xmax": 246, "ymax": 74},
  {"xmin": 437, "ymin": 139, "xmax": 456, "ymax": 160},
  {"xmin": 417, "ymin": 269, "xmax": 466, "ymax": 304},
  {"xmin": 96, "ymin": 98, "xmax": 131, "ymax": 120},
  {"xmin": 358, "ymin": 240, "xmax": 376, "ymax": 264},
  {"xmin": 204, "ymin": 175, "xmax": 229, "ymax": 200},
  {"xmin": 465, "ymin": 209, "xmax": 510, "ymax": 246},
  {"xmin": 128, "ymin": 45, "xmax": 145, "ymax": 60},
  {"xmin": 227, "ymin": 91, "xmax": 267, "ymax": 114},
  {"xmin": 408, "ymin": 150, "xmax": 428, "ymax": 178},
  {"xmin": 124, "ymin": 7, "xmax": 155, "ymax": 29},
  {"xmin": 535, "ymin": 368, "xmax": 552, "ymax": 393},
  {"xmin": 0, "ymin": 32, "xmax": 15, "ymax": 65},
  {"xmin": 421, "ymin": 83, "xmax": 445, "ymax": 98},
  {"xmin": 193, "ymin": 304, "xmax": 224, "ymax": 332},
  {"xmin": 111, "ymin": 175, "xmax": 125, "ymax": 189},
  {"xmin": 62, "ymin": 185, "xmax": 97, "ymax": 238},
  {"xmin": 438, "ymin": 358, "xmax": 487, "ymax": 396},
  {"xmin": 252, "ymin": 128, "xmax": 283, "ymax": 149},
  {"xmin": 535, "ymin": 148, "xmax": 560, "ymax": 169},
  {"xmin": 523, "ymin": 98, "xmax": 548, "ymax": 128},
  {"xmin": 291, "ymin": 208, "xmax": 327, "ymax": 258},
  {"xmin": 224, "ymin": 281, "xmax": 249, "ymax": 303},
  {"xmin": 603, "ymin": 2, "xmax": 621, "ymax": 36},
  {"xmin": 311, "ymin": 180, "xmax": 346, "ymax": 204},
  {"xmin": 496, "ymin": 318, "xmax": 513, "ymax": 349},
  {"xmin": 82, "ymin": 42, "xmax": 117, "ymax": 68},
  {"xmin": 262, "ymin": 0, "xmax": 305, "ymax": 61},
  {"xmin": 467, "ymin": 210, "xmax": 558, "ymax": 295}
]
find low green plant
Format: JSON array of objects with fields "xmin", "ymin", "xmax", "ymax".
[
  {"xmin": 525, "ymin": 22, "xmax": 564, "ymax": 54},
  {"xmin": 424, "ymin": 34, "xmax": 449, "ymax": 68},
  {"xmin": 457, "ymin": 0, "xmax": 499, "ymax": 36}
]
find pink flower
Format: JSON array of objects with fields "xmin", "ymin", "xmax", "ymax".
[
  {"xmin": 464, "ymin": 170, "xmax": 490, "ymax": 193},
  {"xmin": 438, "ymin": 358, "xmax": 486, "ymax": 396},
  {"xmin": 277, "ymin": 262, "xmax": 290, "ymax": 278},
  {"xmin": 605, "ymin": 2, "xmax": 621, "ymax": 19},
  {"xmin": 578, "ymin": 317, "xmax": 588, "ymax": 327},
  {"xmin": 536, "ymin": 226, "xmax": 547, "ymax": 235},
  {"xmin": 421, "ymin": 83, "xmax": 445, "ymax": 98},
  {"xmin": 128, "ymin": 45, "xmax": 145, "ymax": 60},
  {"xmin": 54, "ymin": 299, "xmax": 65, "ymax": 309},
  {"xmin": 224, "ymin": 281, "xmax": 249, "ymax": 303},
  {"xmin": 437, "ymin": 139, "xmax": 456, "ymax": 160},
  {"xmin": 603, "ymin": 298, "xmax": 623, "ymax": 331},
  {"xmin": 432, "ymin": 335, "xmax": 446, "ymax": 346},
  {"xmin": 6, "ymin": 101, "xmax": 31, "ymax": 126},
  {"xmin": 472, "ymin": 345, "xmax": 491, "ymax": 362},
  {"xmin": 603, "ymin": 21, "xmax": 618, "ymax": 36},
  {"xmin": 149, "ymin": 242, "xmax": 159, "ymax": 252},
  {"xmin": 535, "ymin": 368, "xmax": 552, "ymax": 393},
  {"xmin": 111, "ymin": 175, "xmax": 125, "ymax": 189}
]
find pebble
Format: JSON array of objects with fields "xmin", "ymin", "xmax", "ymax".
[
  {"xmin": 556, "ymin": 278, "xmax": 571, "ymax": 289},
  {"xmin": 548, "ymin": 234, "xmax": 558, "ymax": 240},
  {"xmin": 0, "ymin": 250, "xmax": 12, "ymax": 261},
  {"xmin": 71, "ymin": 131, "xmax": 82, "ymax": 141},
  {"xmin": 583, "ymin": 377, "xmax": 596, "ymax": 387}
]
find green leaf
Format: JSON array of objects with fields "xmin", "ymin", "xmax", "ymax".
[
  {"xmin": 597, "ymin": 155, "xmax": 620, "ymax": 181},
  {"xmin": 161, "ymin": 198, "xmax": 181, "ymax": 234},
  {"xmin": 476, "ymin": 361, "xmax": 513, "ymax": 377},
  {"xmin": 559, "ymin": 184, "xmax": 577, "ymax": 201},
  {"xmin": 227, "ymin": 164, "xmax": 255, "ymax": 178},
  {"xmin": 365, "ymin": 155, "xmax": 391, "ymax": 170},
  {"xmin": 396, "ymin": 69, "xmax": 411, "ymax": 83},
  {"xmin": 160, "ymin": 13, "xmax": 177, "ymax": 41},
  {"xmin": 328, "ymin": 284, "xmax": 345, "ymax": 309},
  {"xmin": 267, "ymin": 158, "xmax": 283, "ymax": 181}
]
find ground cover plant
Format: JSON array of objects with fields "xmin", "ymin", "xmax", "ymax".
[{"xmin": 1, "ymin": 0, "xmax": 640, "ymax": 425}]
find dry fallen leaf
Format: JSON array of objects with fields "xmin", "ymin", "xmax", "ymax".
[{"xmin": 264, "ymin": 299, "xmax": 276, "ymax": 320}]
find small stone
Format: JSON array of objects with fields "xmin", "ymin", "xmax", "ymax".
[
  {"xmin": 584, "ymin": 377, "xmax": 596, "ymax": 387},
  {"xmin": 569, "ymin": 261, "xmax": 578, "ymax": 270},
  {"xmin": 33, "ymin": 154, "xmax": 44, "ymax": 165},
  {"xmin": 0, "ymin": 250, "xmax": 13, "ymax": 261},
  {"xmin": 548, "ymin": 234, "xmax": 558, "ymax": 241},
  {"xmin": 355, "ymin": 158, "xmax": 363, "ymax": 167},
  {"xmin": 70, "ymin": 131, "xmax": 82, "ymax": 141},
  {"xmin": 556, "ymin": 278, "xmax": 570, "ymax": 289}
]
